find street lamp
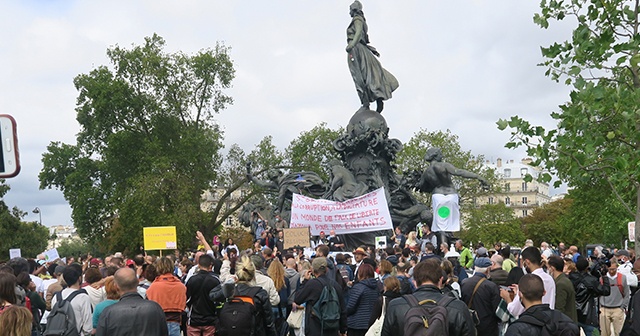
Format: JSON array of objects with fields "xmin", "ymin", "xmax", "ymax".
[{"xmin": 32, "ymin": 207, "xmax": 42, "ymax": 225}]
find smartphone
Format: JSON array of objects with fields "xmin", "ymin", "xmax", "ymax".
[
  {"xmin": 500, "ymin": 285, "xmax": 513, "ymax": 292},
  {"xmin": 0, "ymin": 115, "xmax": 20, "ymax": 178}
]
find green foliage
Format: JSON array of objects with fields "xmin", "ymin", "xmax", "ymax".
[
  {"xmin": 56, "ymin": 239, "xmax": 94, "ymax": 259},
  {"xmin": 395, "ymin": 129, "xmax": 498, "ymax": 207},
  {"xmin": 0, "ymin": 182, "xmax": 49, "ymax": 260},
  {"xmin": 521, "ymin": 198, "xmax": 572, "ymax": 246},
  {"xmin": 285, "ymin": 122, "xmax": 343, "ymax": 181},
  {"xmin": 218, "ymin": 226, "xmax": 253, "ymax": 252},
  {"xmin": 39, "ymin": 34, "xmax": 234, "ymax": 254},
  {"xmin": 499, "ymin": 1, "xmax": 640, "ymax": 253},
  {"xmin": 461, "ymin": 203, "xmax": 525, "ymax": 247}
]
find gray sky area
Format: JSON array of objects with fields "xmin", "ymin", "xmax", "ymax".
[{"xmin": 1, "ymin": 1, "xmax": 575, "ymax": 227}]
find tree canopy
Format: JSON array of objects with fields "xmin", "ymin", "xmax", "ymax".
[
  {"xmin": 498, "ymin": 0, "xmax": 640, "ymax": 253},
  {"xmin": 39, "ymin": 34, "xmax": 234, "ymax": 254}
]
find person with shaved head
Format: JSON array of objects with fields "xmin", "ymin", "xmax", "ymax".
[{"xmin": 96, "ymin": 268, "xmax": 168, "ymax": 336}]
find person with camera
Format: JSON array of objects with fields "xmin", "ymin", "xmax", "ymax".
[{"xmin": 569, "ymin": 256, "xmax": 611, "ymax": 336}]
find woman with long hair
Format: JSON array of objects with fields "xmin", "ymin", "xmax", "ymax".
[
  {"xmin": 267, "ymin": 258, "xmax": 290, "ymax": 326},
  {"xmin": 0, "ymin": 272, "xmax": 17, "ymax": 313},
  {"xmin": 345, "ymin": 263, "xmax": 381, "ymax": 336},
  {"xmin": 146, "ymin": 257, "xmax": 186, "ymax": 336},
  {"xmin": 0, "ymin": 305, "xmax": 32, "ymax": 336}
]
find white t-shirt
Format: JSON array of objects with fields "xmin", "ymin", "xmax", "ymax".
[
  {"xmin": 51, "ymin": 288, "xmax": 93, "ymax": 336},
  {"xmin": 507, "ymin": 268, "xmax": 556, "ymax": 318}
]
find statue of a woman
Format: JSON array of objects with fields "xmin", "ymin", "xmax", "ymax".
[{"xmin": 346, "ymin": 0, "xmax": 399, "ymax": 113}]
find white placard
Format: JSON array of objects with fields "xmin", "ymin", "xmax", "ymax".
[
  {"xmin": 290, "ymin": 188, "xmax": 393, "ymax": 236},
  {"xmin": 9, "ymin": 248, "xmax": 21, "ymax": 259},
  {"xmin": 629, "ymin": 222, "xmax": 636, "ymax": 242},
  {"xmin": 375, "ymin": 236, "xmax": 387, "ymax": 249},
  {"xmin": 43, "ymin": 248, "xmax": 60, "ymax": 262}
]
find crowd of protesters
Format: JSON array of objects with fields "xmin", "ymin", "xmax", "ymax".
[{"xmin": 1, "ymin": 222, "xmax": 640, "ymax": 336}]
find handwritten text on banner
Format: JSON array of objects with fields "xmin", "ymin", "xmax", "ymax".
[{"xmin": 290, "ymin": 187, "xmax": 393, "ymax": 235}]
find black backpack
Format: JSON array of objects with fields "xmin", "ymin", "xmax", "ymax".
[
  {"xmin": 402, "ymin": 294, "xmax": 453, "ymax": 336},
  {"xmin": 44, "ymin": 289, "xmax": 87, "ymax": 336},
  {"xmin": 517, "ymin": 310, "xmax": 580, "ymax": 336},
  {"xmin": 217, "ymin": 286, "xmax": 261, "ymax": 336},
  {"xmin": 311, "ymin": 277, "xmax": 341, "ymax": 333}
]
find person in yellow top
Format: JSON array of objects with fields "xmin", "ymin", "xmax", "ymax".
[{"xmin": 500, "ymin": 245, "xmax": 517, "ymax": 272}]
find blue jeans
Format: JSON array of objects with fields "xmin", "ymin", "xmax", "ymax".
[
  {"xmin": 578, "ymin": 323, "xmax": 596, "ymax": 336},
  {"xmin": 167, "ymin": 322, "xmax": 181, "ymax": 336}
]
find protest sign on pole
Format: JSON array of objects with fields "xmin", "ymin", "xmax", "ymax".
[
  {"xmin": 283, "ymin": 227, "xmax": 311, "ymax": 249},
  {"xmin": 143, "ymin": 226, "xmax": 177, "ymax": 250},
  {"xmin": 9, "ymin": 248, "xmax": 20, "ymax": 259},
  {"xmin": 375, "ymin": 236, "xmax": 387, "ymax": 249},
  {"xmin": 290, "ymin": 187, "xmax": 393, "ymax": 236}
]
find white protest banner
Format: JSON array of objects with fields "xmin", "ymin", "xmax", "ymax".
[
  {"xmin": 43, "ymin": 248, "xmax": 60, "ymax": 262},
  {"xmin": 9, "ymin": 249, "xmax": 21, "ymax": 259},
  {"xmin": 375, "ymin": 236, "xmax": 387, "ymax": 249},
  {"xmin": 629, "ymin": 222, "xmax": 636, "ymax": 242},
  {"xmin": 290, "ymin": 187, "xmax": 393, "ymax": 236}
]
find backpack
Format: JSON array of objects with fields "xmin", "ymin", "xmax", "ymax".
[
  {"xmin": 517, "ymin": 310, "xmax": 580, "ymax": 336},
  {"xmin": 311, "ymin": 277, "xmax": 341, "ymax": 333},
  {"xmin": 217, "ymin": 286, "xmax": 261, "ymax": 336},
  {"xmin": 44, "ymin": 289, "xmax": 87, "ymax": 336},
  {"xmin": 402, "ymin": 294, "xmax": 453, "ymax": 336}
]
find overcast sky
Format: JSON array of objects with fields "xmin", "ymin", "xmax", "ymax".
[{"xmin": 1, "ymin": 1, "xmax": 575, "ymax": 228}]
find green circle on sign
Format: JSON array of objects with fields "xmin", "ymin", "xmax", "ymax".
[{"xmin": 437, "ymin": 206, "xmax": 451, "ymax": 218}]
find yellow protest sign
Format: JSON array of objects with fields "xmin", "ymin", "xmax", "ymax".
[
  {"xmin": 143, "ymin": 226, "xmax": 177, "ymax": 250},
  {"xmin": 283, "ymin": 227, "xmax": 310, "ymax": 249}
]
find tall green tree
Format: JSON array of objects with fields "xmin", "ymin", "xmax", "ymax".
[
  {"xmin": 285, "ymin": 122, "xmax": 343, "ymax": 181},
  {"xmin": 462, "ymin": 203, "xmax": 525, "ymax": 247},
  {"xmin": 0, "ymin": 181, "xmax": 49, "ymax": 258},
  {"xmin": 498, "ymin": 0, "xmax": 640, "ymax": 254},
  {"xmin": 521, "ymin": 198, "xmax": 572, "ymax": 246},
  {"xmin": 39, "ymin": 34, "xmax": 234, "ymax": 254}
]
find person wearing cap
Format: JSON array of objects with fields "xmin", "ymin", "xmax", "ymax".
[
  {"xmin": 351, "ymin": 248, "xmax": 368, "ymax": 286},
  {"xmin": 294, "ymin": 257, "xmax": 347, "ymax": 336},
  {"xmin": 312, "ymin": 231, "xmax": 330, "ymax": 249},
  {"xmin": 461, "ymin": 257, "xmax": 501, "ymax": 336},
  {"xmin": 44, "ymin": 265, "xmax": 66, "ymax": 311},
  {"xmin": 444, "ymin": 250, "xmax": 468, "ymax": 283},
  {"xmin": 616, "ymin": 249, "xmax": 638, "ymax": 293}
]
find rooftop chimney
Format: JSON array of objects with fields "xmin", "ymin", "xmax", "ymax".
[{"xmin": 497, "ymin": 158, "xmax": 502, "ymax": 167}]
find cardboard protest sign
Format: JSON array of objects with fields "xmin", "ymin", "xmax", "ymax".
[
  {"xmin": 283, "ymin": 227, "xmax": 311, "ymax": 249},
  {"xmin": 290, "ymin": 187, "xmax": 393, "ymax": 235},
  {"xmin": 9, "ymin": 248, "xmax": 20, "ymax": 259},
  {"xmin": 143, "ymin": 226, "xmax": 177, "ymax": 250}
]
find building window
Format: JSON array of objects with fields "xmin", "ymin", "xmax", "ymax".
[
  {"xmin": 522, "ymin": 209, "xmax": 528, "ymax": 216},
  {"xmin": 488, "ymin": 197, "xmax": 494, "ymax": 205},
  {"xmin": 522, "ymin": 197, "xmax": 528, "ymax": 205},
  {"xmin": 505, "ymin": 197, "xmax": 510, "ymax": 205},
  {"xmin": 522, "ymin": 182, "xmax": 528, "ymax": 191},
  {"xmin": 504, "ymin": 169, "xmax": 511, "ymax": 177},
  {"xmin": 520, "ymin": 168, "xmax": 528, "ymax": 176},
  {"xmin": 504, "ymin": 183, "xmax": 510, "ymax": 191}
]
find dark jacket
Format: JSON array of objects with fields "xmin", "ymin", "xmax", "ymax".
[
  {"xmin": 461, "ymin": 273, "xmax": 501, "ymax": 336},
  {"xmin": 235, "ymin": 283, "xmax": 277, "ymax": 336},
  {"xmin": 346, "ymin": 278, "xmax": 381, "ymax": 330},
  {"xmin": 381, "ymin": 284, "xmax": 476, "ymax": 336},
  {"xmin": 554, "ymin": 272, "xmax": 578, "ymax": 323},
  {"xmin": 96, "ymin": 292, "xmax": 168, "ymax": 336},
  {"xmin": 186, "ymin": 270, "xmax": 220, "ymax": 326},
  {"xmin": 505, "ymin": 304, "xmax": 579, "ymax": 336},
  {"xmin": 294, "ymin": 274, "xmax": 348, "ymax": 336},
  {"xmin": 489, "ymin": 268, "xmax": 509, "ymax": 286},
  {"xmin": 569, "ymin": 271, "xmax": 610, "ymax": 326}
]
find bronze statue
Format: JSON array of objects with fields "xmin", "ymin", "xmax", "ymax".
[
  {"xmin": 324, "ymin": 159, "xmax": 368, "ymax": 201},
  {"xmin": 419, "ymin": 147, "xmax": 489, "ymax": 195},
  {"xmin": 346, "ymin": 0, "xmax": 398, "ymax": 113}
]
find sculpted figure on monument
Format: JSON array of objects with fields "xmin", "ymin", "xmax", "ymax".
[
  {"xmin": 324, "ymin": 159, "xmax": 369, "ymax": 202},
  {"xmin": 246, "ymin": 162, "xmax": 326, "ymax": 213},
  {"xmin": 346, "ymin": 0, "xmax": 398, "ymax": 113}
]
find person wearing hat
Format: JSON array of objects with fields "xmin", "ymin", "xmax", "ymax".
[
  {"xmin": 350, "ymin": 248, "xmax": 368, "ymax": 285},
  {"xmin": 616, "ymin": 249, "xmax": 638, "ymax": 293},
  {"xmin": 444, "ymin": 250, "xmax": 468, "ymax": 283},
  {"xmin": 294, "ymin": 257, "xmax": 347, "ymax": 336},
  {"xmin": 460, "ymin": 256, "xmax": 501, "ymax": 336}
]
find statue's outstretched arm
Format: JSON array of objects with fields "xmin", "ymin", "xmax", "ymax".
[{"xmin": 446, "ymin": 163, "xmax": 489, "ymax": 186}]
